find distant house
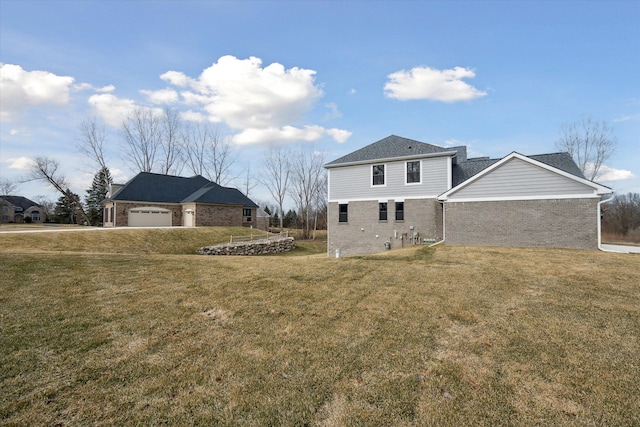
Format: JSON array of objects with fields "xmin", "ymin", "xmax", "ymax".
[
  {"xmin": 0, "ymin": 196, "xmax": 45, "ymax": 224},
  {"xmin": 103, "ymin": 172, "xmax": 265, "ymax": 230},
  {"xmin": 325, "ymin": 135, "xmax": 613, "ymax": 256}
]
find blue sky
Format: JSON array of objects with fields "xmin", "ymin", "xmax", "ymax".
[{"xmin": 1, "ymin": 0, "xmax": 639, "ymax": 207}]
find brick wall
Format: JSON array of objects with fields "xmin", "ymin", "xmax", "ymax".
[
  {"xmin": 194, "ymin": 204, "xmax": 244, "ymax": 227},
  {"xmin": 444, "ymin": 198, "xmax": 599, "ymax": 250},
  {"xmin": 327, "ymin": 198, "xmax": 442, "ymax": 256}
]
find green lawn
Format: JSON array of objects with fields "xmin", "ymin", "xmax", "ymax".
[{"xmin": 1, "ymin": 228, "xmax": 639, "ymax": 426}]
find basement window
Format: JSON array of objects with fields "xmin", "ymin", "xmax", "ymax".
[
  {"xmin": 338, "ymin": 204, "xmax": 348, "ymax": 223},
  {"xmin": 395, "ymin": 202, "xmax": 404, "ymax": 221},
  {"xmin": 379, "ymin": 202, "xmax": 387, "ymax": 221}
]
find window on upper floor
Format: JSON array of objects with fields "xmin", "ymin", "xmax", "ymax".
[
  {"xmin": 338, "ymin": 204, "xmax": 348, "ymax": 222},
  {"xmin": 372, "ymin": 164, "xmax": 385, "ymax": 186},
  {"xmin": 379, "ymin": 202, "xmax": 387, "ymax": 221},
  {"xmin": 395, "ymin": 202, "xmax": 404, "ymax": 221},
  {"xmin": 406, "ymin": 160, "xmax": 421, "ymax": 184}
]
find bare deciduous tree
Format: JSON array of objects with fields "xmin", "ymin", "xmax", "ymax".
[
  {"xmin": 260, "ymin": 145, "xmax": 290, "ymax": 230},
  {"xmin": 1, "ymin": 178, "xmax": 19, "ymax": 196},
  {"xmin": 122, "ymin": 107, "xmax": 161, "ymax": 173},
  {"xmin": 25, "ymin": 156, "xmax": 89, "ymax": 224},
  {"xmin": 182, "ymin": 122, "xmax": 236, "ymax": 184},
  {"xmin": 241, "ymin": 162, "xmax": 258, "ymax": 198},
  {"xmin": 556, "ymin": 115, "xmax": 617, "ymax": 181},
  {"xmin": 34, "ymin": 195, "xmax": 55, "ymax": 220},
  {"xmin": 77, "ymin": 116, "xmax": 108, "ymax": 170},
  {"xmin": 289, "ymin": 145, "xmax": 325, "ymax": 239},
  {"xmin": 158, "ymin": 108, "xmax": 184, "ymax": 175},
  {"xmin": 603, "ymin": 192, "xmax": 640, "ymax": 236}
]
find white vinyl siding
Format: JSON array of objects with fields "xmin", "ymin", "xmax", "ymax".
[
  {"xmin": 449, "ymin": 158, "xmax": 596, "ymax": 200},
  {"xmin": 328, "ymin": 156, "xmax": 450, "ymax": 201}
]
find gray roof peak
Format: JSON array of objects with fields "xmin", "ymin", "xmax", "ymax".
[{"xmin": 325, "ymin": 135, "xmax": 455, "ymax": 167}]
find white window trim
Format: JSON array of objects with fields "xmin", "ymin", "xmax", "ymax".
[
  {"xmin": 371, "ymin": 163, "xmax": 387, "ymax": 187},
  {"xmin": 405, "ymin": 160, "xmax": 422, "ymax": 185}
]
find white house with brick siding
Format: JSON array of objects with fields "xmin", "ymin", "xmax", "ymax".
[{"xmin": 325, "ymin": 135, "xmax": 612, "ymax": 256}]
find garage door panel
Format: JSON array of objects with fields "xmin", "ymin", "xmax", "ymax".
[{"xmin": 128, "ymin": 207, "xmax": 172, "ymax": 227}]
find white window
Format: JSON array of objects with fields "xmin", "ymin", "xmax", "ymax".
[
  {"xmin": 406, "ymin": 160, "xmax": 421, "ymax": 184},
  {"xmin": 372, "ymin": 164, "xmax": 385, "ymax": 186}
]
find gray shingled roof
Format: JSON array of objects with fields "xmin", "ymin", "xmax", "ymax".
[
  {"xmin": 325, "ymin": 135, "xmax": 457, "ymax": 167},
  {"xmin": 182, "ymin": 183, "xmax": 258, "ymax": 207},
  {"xmin": 108, "ymin": 172, "xmax": 257, "ymax": 207},
  {"xmin": 1, "ymin": 196, "xmax": 42, "ymax": 211}
]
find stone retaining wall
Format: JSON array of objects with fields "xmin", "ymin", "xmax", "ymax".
[{"xmin": 198, "ymin": 237, "xmax": 295, "ymax": 256}]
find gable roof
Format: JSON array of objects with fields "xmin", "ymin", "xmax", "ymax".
[
  {"xmin": 1, "ymin": 196, "xmax": 42, "ymax": 211},
  {"xmin": 451, "ymin": 152, "xmax": 585, "ymax": 187},
  {"xmin": 440, "ymin": 152, "xmax": 612, "ymax": 200},
  {"xmin": 181, "ymin": 182, "xmax": 258, "ymax": 207},
  {"xmin": 108, "ymin": 172, "xmax": 257, "ymax": 207},
  {"xmin": 325, "ymin": 135, "xmax": 459, "ymax": 167}
]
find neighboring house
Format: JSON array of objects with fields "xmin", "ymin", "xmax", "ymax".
[
  {"xmin": 325, "ymin": 135, "xmax": 612, "ymax": 256},
  {"xmin": 0, "ymin": 196, "xmax": 45, "ymax": 224},
  {"xmin": 103, "ymin": 172, "xmax": 265, "ymax": 230}
]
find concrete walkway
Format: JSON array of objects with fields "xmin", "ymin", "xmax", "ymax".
[{"xmin": 601, "ymin": 244, "xmax": 640, "ymax": 254}]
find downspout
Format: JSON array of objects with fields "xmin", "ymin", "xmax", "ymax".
[
  {"xmin": 597, "ymin": 192, "xmax": 615, "ymax": 251},
  {"xmin": 432, "ymin": 199, "xmax": 446, "ymax": 247}
]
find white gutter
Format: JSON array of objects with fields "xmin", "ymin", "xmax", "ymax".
[
  {"xmin": 437, "ymin": 199, "xmax": 446, "ymax": 245},
  {"xmin": 597, "ymin": 193, "xmax": 615, "ymax": 252}
]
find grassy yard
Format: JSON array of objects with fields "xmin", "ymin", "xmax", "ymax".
[{"xmin": 1, "ymin": 228, "xmax": 639, "ymax": 426}]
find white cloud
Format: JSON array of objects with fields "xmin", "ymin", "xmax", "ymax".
[
  {"xmin": 231, "ymin": 125, "xmax": 352, "ymax": 146},
  {"xmin": 72, "ymin": 83, "xmax": 116, "ymax": 93},
  {"xmin": 586, "ymin": 163, "xmax": 635, "ymax": 182},
  {"xmin": 323, "ymin": 102, "xmax": 342, "ymax": 120},
  {"xmin": 160, "ymin": 55, "xmax": 351, "ymax": 145},
  {"xmin": 326, "ymin": 128, "xmax": 352, "ymax": 143},
  {"xmin": 160, "ymin": 70, "xmax": 192, "ymax": 87},
  {"xmin": 180, "ymin": 110, "xmax": 207, "ymax": 122},
  {"xmin": 613, "ymin": 113, "xmax": 640, "ymax": 123},
  {"xmin": 88, "ymin": 93, "xmax": 137, "ymax": 127},
  {"xmin": 10, "ymin": 129, "xmax": 19, "ymax": 135},
  {"xmin": 109, "ymin": 168, "xmax": 129, "ymax": 185},
  {"xmin": 6, "ymin": 156, "xmax": 36, "ymax": 170},
  {"xmin": 384, "ymin": 66, "xmax": 487, "ymax": 102},
  {"xmin": 141, "ymin": 88, "xmax": 179, "ymax": 104},
  {"xmin": 0, "ymin": 63, "xmax": 75, "ymax": 121},
  {"xmin": 232, "ymin": 125, "xmax": 326, "ymax": 146}
]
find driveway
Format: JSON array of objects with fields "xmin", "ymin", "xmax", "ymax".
[{"xmin": 601, "ymin": 244, "xmax": 640, "ymax": 254}]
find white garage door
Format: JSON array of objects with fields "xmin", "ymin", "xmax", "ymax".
[{"xmin": 128, "ymin": 207, "xmax": 172, "ymax": 227}]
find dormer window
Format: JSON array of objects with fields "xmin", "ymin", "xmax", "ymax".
[{"xmin": 372, "ymin": 164, "xmax": 385, "ymax": 186}]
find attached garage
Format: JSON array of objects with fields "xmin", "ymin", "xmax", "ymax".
[
  {"xmin": 128, "ymin": 207, "xmax": 172, "ymax": 227},
  {"xmin": 438, "ymin": 153, "xmax": 612, "ymax": 250}
]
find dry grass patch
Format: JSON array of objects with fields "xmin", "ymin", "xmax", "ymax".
[{"xmin": 1, "ymin": 234, "xmax": 639, "ymax": 425}]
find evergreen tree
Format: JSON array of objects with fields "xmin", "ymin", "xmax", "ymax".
[
  {"xmin": 283, "ymin": 209, "xmax": 298, "ymax": 229},
  {"xmin": 85, "ymin": 167, "xmax": 112, "ymax": 226},
  {"xmin": 54, "ymin": 189, "xmax": 82, "ymax": 224}
]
